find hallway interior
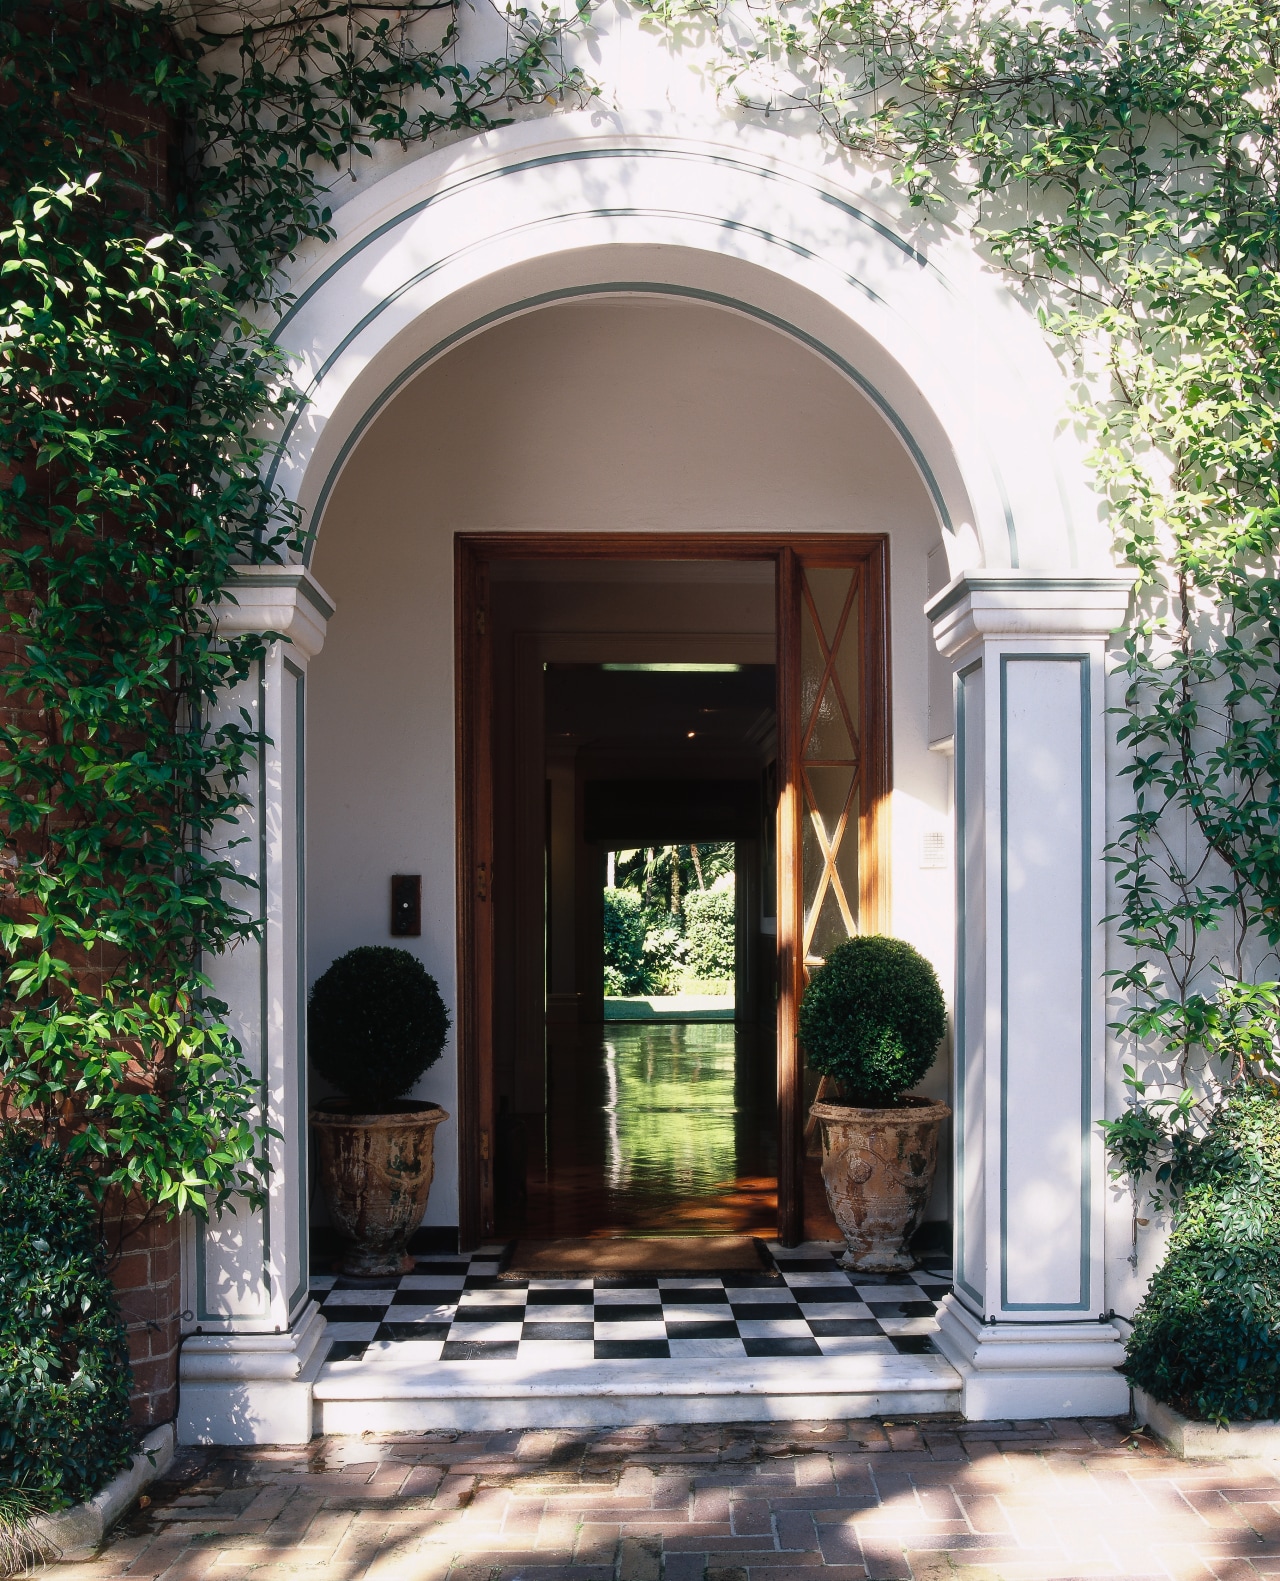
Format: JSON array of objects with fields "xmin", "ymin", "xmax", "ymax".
[{"xmin": 497, "ymin": 1018, "xmax": 841, "ymax": 1244}]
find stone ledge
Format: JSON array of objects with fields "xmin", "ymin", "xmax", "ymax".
[
  {"xmin": 1135, "ymin": 1386, "xmax": 1280, "ymax": 1460},
  {"xmin": 30, "ymin": 1424, "xmax": 175, "ymax": 1562}
]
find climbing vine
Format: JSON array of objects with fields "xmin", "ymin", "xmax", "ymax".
[
  {"xmin": 635, "ymin": 0, "xmax": 1280, "ymax": 1203},
  {"xmin": 0, "ymin": 0, "xmax": 585, "ymax": 1213},
  {"xmin": 6, "ymin": 0, "xmax": 1278, "ymax": 1240}
]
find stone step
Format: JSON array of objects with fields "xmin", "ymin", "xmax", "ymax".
[{"xmin": 312, "ymin": 1350, "xmax": 962, "ymax": 1431}]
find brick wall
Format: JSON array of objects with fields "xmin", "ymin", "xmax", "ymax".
[
  {"xmin": 102, "ymin": 1198, "xmax": 183, "ymax": 1428},
  {"xmin": 4, "ymin": 4, "xmax": 187, "ymax": 1432}
]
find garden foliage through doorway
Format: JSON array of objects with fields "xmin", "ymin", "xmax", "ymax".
[{"xmin": 604, "ymin": 844, "xmax": 736, "ymax": 997}]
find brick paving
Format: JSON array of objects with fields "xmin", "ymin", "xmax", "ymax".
[{"xmin": 51, "ymin": 1418, "xmax": 1280, "ymax": 1581}]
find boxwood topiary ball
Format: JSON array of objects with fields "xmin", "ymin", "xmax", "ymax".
[
  {"xmin": 799, "ymin": 935, "xmax": 946, "ymax": 1104},
  {"xmin": 309, "ymin": 946, "xmax": 450, "ymax": 1111}
]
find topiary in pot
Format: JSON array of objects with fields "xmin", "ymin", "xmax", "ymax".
[
  {"xmin": 309, "ymin": 947, "xmax": 451, "ymax": 1278},
  {"xmin": 800, "ymin": 935, "xmax": 950, "ymax": 1270},
  {"xmin": 0, "ymin": 1131, "xmax": 134, "ymax": 1513},
  {"xmin": 1123, "ymin": 1082, "xmax": 1280, "ymax": 1426}
]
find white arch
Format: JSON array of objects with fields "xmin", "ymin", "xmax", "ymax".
[{"xmin": 268, "ymin": 111, "xmax": 1111, "ymax": 574}]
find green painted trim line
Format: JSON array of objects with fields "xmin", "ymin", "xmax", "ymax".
[
  {"xmin": 258, "ymin": 134, "xmax": 1092, "ymax": 570},
  {"xmin": 998, "ymin": 653, "xmax": 1092, "ymax": 1315},
  {"xmin": 925, "ymin": 574, "xmax": 1134, "ymax": 626},
  {"xmin": 261, "ymin": 199, "xmax": 952, "ymax": 529},
  {"xmin": 257, "ymin": 140, "xmax": 1116, "ymax": 573},
  {"xmin": 952, "ymin": 658, "xmax": 984, "ymax": 1311},
  {"xmin": 258, "ymin": 659, "xmax": 273, "ymax": 1310},
  {"xmin": 299, "ymin": 281, "xmax": 954, "ymax": 558},
  {"xmin": 1076, "ymin": 653, "xmax": 1093, "ymax": 1310},
  {"xmin": 228, "ymin": 568, "xmax": 336, "ymax": 620},
  {"xmin": 953, "ymin": 663, "xmax": 967, "ymax": 1298},
  {"xmin": 284, "ymin": 659, "xmax": 311, "ymax": 1319},
  {"xmin": 272, "ymin": 144, "xmax": 930, "ymax": 341},
  {"xmin": 196, "ymin": 659, "xmax": 273, "ymax": 1325}
]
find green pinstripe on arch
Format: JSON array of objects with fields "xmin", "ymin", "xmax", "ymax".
[
  {"xmin": 262, "ymin": 201, "xmax": 901, "ymax": 502},
  {"xmin": 298, "ymin": 280, "xmax": 956, "ymax": 562},
  {"xmin": 271, "ymin": 143, "xmax": 932, "ymax": 345},
  {"xmin": 263, "ymin": 140, "xmax": 1035, "ymax": 564}
]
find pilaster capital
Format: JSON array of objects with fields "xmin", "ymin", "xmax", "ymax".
[
  {"xmin": 926, "ymin": 572, "xmax": 1135, "ymax": 663},
  {"xmin": 214, "ymin": 565, "xmax": 335, "ymax": 661}
]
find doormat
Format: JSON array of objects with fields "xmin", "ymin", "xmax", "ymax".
[{"xmin": 501, "ymin": 1235, "xmax": 770, "ymax": 1277}]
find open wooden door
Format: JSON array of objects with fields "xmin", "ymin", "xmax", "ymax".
[
  {"xmin": 457, "ymin": 531, "xmax": 886, "ymax": 1252},
  {"xmin": 776, "ymin": 541, "xmax": 890, "ymax": 1245},
  {"xmin": 456, "ymin": 543, "xmax": 496, "ymax": 1247}
]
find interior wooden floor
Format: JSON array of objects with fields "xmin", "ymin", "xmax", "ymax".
[{"xmin": 496, "ymin": 1018, "xmax": 840, "ymax": 1244}]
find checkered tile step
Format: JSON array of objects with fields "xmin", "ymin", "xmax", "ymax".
[{"xmin": 312, "ymin": 1243, "xmax": 951, "ymax": 1365}]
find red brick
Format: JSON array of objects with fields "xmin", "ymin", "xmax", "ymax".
[
  {"xmin": 103, "ymin": 1204, "xmax": 181, "ymax": 1426},
  {"xmin": 111, "ymin": 1250, "xmax": 153, "ymax": 1291}
]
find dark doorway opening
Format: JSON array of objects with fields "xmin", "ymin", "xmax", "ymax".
[
  {"xmin": 456, "ymin": 536, "xmax": 890, "ymax": 1252},
  {"xmin": 500, "ymin": 654, "xmax": 781, "ymax": 1240}
]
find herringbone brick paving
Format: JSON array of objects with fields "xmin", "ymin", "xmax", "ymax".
[{"xmin": 51, "ymin": 1418, "xmax": 1280, "ymax": 1581}]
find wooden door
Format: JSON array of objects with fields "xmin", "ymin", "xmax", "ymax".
[
  {"xmin": 776, "ymin": 542, "xmax": 890, "ymax": 1245},
  {"xmin": 456, "ymin": 545, "xmax": 496, "ymax": 1245},
  {"xmin": 458, "ymin": 532, "xmax": 886, "ymax": 1252}
]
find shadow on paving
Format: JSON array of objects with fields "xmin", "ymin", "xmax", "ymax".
[{"xmin": 61, "ymin": 1417, "xmax": 1280, "ymax": 1581}]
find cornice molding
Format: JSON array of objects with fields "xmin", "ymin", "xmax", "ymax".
[
  {"xmin": 215, "ymin": 565, "xmax": 335, "ymax": 660},
  {"xmin": 927, "ymin": 572, "xmax": 1135, "ymax": 662}
]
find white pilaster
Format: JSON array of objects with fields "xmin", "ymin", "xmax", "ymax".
[
  {"xmin": 179, "ymin": 566, "xmax": 334, "ymax": 1445},
  {"xmin": 926, "ymin": 573, "xmax": 1134, "ymax": 1419}
]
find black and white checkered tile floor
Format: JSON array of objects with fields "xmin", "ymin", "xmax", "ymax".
[{"xmin": 312, "ymin": 1242, "xmax": 950, "ymax": 1366}]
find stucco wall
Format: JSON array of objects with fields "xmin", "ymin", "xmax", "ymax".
[{"xmin": 308, "ymin": 294, "xmax": 953, "ymax": 1228}]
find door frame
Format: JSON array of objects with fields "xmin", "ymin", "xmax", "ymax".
[{"xmin": 455, "ymin": 532, "xmax": 891, "ymax": 1249}]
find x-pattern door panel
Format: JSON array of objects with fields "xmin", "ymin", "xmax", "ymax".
[
  {"xmin": 777, "ymin": 543, "xmax": 889, "ymax": 1245},
  {"xmin": 799, "ymin": 565, "xmax": 864, "ymax": 966}
]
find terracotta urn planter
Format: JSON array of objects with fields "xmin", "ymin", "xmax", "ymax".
[
  {"xmin": 809, "ymin": 1095, "xmax": 951, "ymax": 1271},
  {"xmin": 312, "ymin": 1099, "xmax": 448, "ymax": 1278}
]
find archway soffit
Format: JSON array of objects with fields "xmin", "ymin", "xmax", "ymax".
[
  {"xmin": 298, "ymin": 279, "xmax": 954, "ymax": 564},
  {"xmin": 268, "ymin": 129, "xmax": 1085, "ymax": 570}
]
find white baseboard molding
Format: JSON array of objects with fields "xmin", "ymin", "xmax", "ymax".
[{"xmin": 933, "ymin": 1295, "xmax": 1130, "ymax": 1419}]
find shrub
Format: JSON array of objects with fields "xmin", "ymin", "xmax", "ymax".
[
  {"xmin": 684, "ymin": 879, "xmax": 736, "ymax": 986},
  {"xmin": 0, "ymin": 1131, "xmax": 134, "ymax": 1508},
  {"xmin": 603, "ymin": 889, "xmax": 692, "ymax": 995},
  {"xmin": 1123, "ymin": 1083, "xmax": 1280, "ymax": 1424},
  {"xmin": 309, "ymin": 947, "xmax": 450, "ymax": 1111},
  {"xmin": 799, "ymin": 935, "xmax": 947, "ymax": 1103},
  {"xmin": 603, "ymin": 888, "xmax": 648, "ymax": 996},
  {"xmin": 642, "ymin": 918, "xmax": 688, "ymax": 996}
]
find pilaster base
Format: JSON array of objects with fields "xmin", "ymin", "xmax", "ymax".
[
  {"xmin": 178, "ymin": 1301, "xmax": 329, "ymax": 1445},
  {"xmin": 934, "ymin": 1295, "xmax": 1129, "ymax": 1420}
]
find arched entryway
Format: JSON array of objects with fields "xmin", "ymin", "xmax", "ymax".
[
  {"xmin": 305, "ymin": 295, "xmax": 937, "ymax": 1255},
  {"xmin": 178, "ymin": 116, "xmax": 1133, "ymax": 1444}
]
